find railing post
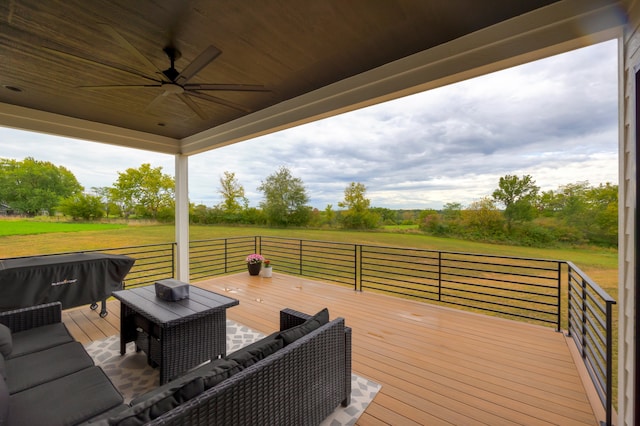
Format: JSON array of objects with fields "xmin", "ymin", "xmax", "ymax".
[
  {"xmin": 605, "ymin": 300, "xmax": 613, "ymax": 426},
  {"xmin": 438, "ymin": 251, "xmax": 442, "ymax": 302},
  {"xmin": 580, "ymin": 277, "xmax": 587, "ymax": 359},
  {"xmin": 171, "ymin": 242, "xmax": 176, "ymax": 279},
  {"xmin": 299, "ymin": 239, "xmax": 303, "ymax": 275},
  {"xmin": 567, "ymin": 264, "xmax": 572, "ymax": 337},
  {"xmin": 556, "ymin": 261, "xmax": 561, "ymax": 332},
  {"xmin": 356, "ymin": 245, "xmax": 361, "ymax": 292},
  {"xmin": 224, "ymin": 239, "xmax": 228, "ymax": 274}
]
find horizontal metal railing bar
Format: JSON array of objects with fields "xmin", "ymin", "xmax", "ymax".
[
  {"xmin": 440, "ymin": 299, "xmax": 558, "ymax": 324},
  {"xmin": 567, "ymin": 262, "xmax": 616, "ymax": 303},
  {"xmin": 441, "ymin": 279, "xmax": 558, "ymax": 302},
  {"xmin": 585, "ymin": 344, "xmax": 607, "ymax": 388},
  {"xmin": 441, "ymin": 276, "xmax": 558, "ymax": 297},
  {"xmin": 440, "ymin": 260, "xmax": 560, "ymax": 278},
  {"xmin": 440, "ymin": 265, "xmax": 558, "ymax": 284},
  {"xmin": 362, "ymin": 280, "xmax": 439, "ymax": 295},
  {"xmin": 440, "ymin": 291, "xmax": 557, "ymax": 316}
]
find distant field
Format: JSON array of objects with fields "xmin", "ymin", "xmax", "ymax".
[{"xmin": 0, "ymin": 219, "xmax": 127, "ymax": 237}]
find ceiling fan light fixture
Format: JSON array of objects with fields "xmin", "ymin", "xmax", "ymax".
[{"xmin": 162, "ymin": 83, "xmax": 184, "ymax": 95}]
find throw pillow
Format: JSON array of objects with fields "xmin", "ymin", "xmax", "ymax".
[
  {"xmin": 278, "ymin": 308, "xmax": 329, "ymax": 345},
  {"xmin": 0, "ymin": 324, "xmax": 11, "ymax": 357}
]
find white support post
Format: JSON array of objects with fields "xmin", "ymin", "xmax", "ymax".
[{"xmin": 175, "ymin": 154, "xmax": 189, "ymax": 282}]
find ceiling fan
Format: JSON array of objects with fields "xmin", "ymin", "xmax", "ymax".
[{"xmin": 43, "ymin": 24, "xmax": 269, "ymax": 120}]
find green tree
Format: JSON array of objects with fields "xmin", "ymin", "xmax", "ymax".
[
  {"xmin": 324, "ymin": 204, "xmax": 335, "ymax": 226},
  {"xmin": 58, "ymin": 193, "xmax": 105, "ymax": 220},
  {"xmin": 0, "ymin": 157, "xmax": 82, "ymax": 215},
  {"xmin": 217, "ymin": 171, "xmax": 247, "ymax": 217},
  {"xmin": 258, "ymin": 166, "xmax": 310, "ymax": 226},
  {"xmin": 461, "ymin": 197, "xmax": 505, "ymax": 238},
  {"xmin": 338, "ymin": 182, "xmax": 379, "ymax": 229},
  {"xmin": 111, "ymin": 163, "xmax": 174, "ymax": 219},
  {"xmin": 492, "ymin": 174, "xmax": 539, "ymax": 231}
]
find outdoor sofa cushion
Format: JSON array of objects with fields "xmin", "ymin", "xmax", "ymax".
[
  {"xmin": 8, "ymin": 366, "xmax": 123, "ymax": 426},
  {"xmin": 0, "ymin": 376, "xmax": 8, "ymax": 425},
  {"xmin": 0, "ymin": 323, "xmax": 11, "ymax": 356},
  {"xmin": 0, "ymin": 352, "xmax": 5, "ymax": 380},
  {"xmin": 278, "ymin": 307, "xmax": 329, "ymax": 345},
  {"xmin": 6, "ymin": 341, "xmax": 95, "ymax": 394},
  {"xmin": 103, "ymin": 358, "xmax": 242, "ymax": 426},
  {"xmin": 9, "ymin": 322, "xmax": 74, "ymax": 359},
  {"xmin": 227, "ymin": 331, "xmax": 284, "ymax": 368}
]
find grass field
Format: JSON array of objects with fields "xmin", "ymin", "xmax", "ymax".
[
  {"xmin": 0, "ymin": 220, "xmax": 617, "ymax": 296},
  {"xmin": 0, "ymin": 219, "xmax": 127, "ymax": 236}
]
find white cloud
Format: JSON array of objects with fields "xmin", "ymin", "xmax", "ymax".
[{"xmin": 0, "ymin": 39, "xmax": 619, "ymax": 209}]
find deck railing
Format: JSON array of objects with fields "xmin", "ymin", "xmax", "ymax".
[
  {"xmin": 567, "ymin": 261, "xmax": 616, "ymax": 426},
  {"xmin": 2, "ymin": 236, "xmax": 615, "ymax": 425}
]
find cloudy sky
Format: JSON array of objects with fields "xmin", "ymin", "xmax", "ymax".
[{"xmin": 0, "ymin": 39, "xmax": 618, "ymax": 210}]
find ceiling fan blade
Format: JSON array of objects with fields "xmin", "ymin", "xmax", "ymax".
[
  {"xmin": 79, "ymin": 84, "xmax": 162, "ymax": 90},
  {"xmin": 178, "ymin": 94, "xmax": 208, "ymax": 120},
  {"xmin": 187, "ymin": 91, "xmax": 252, "ymax": 113},
  {"xmin": 145, "ymin": 91, "xmax": 170, "ymax": 114},
  {"xmin": 176, "ymin": 45, "xmax": 221, "ymax": 84},
  {"xmin": 99, "ymin": 24, "xmax": 162, "ymax": 75},
  {"xmin": 185, "ymin": 83, "xmax": 270, "ymax": 92},
  {"xmin": 43, "ymin": 46, "xmax": 159, "ymax": 84}
]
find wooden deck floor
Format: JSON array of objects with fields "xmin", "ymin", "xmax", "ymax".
[{"xmin": 64, "ymin": 272, "xmax": 601, "ymax": 425}]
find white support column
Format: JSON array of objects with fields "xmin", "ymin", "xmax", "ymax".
[{"xmin": 175, "ymin": 154, "xmax": 189, "ymax": 282}]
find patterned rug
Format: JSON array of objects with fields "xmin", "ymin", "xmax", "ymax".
[{"xmin": 85, "ymin": 321, "xmax": 381, "ymax": 426}]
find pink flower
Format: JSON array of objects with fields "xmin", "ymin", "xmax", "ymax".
[{"xmin": 245, "ymin": 254, "xmax": 264, "ymax": 264}]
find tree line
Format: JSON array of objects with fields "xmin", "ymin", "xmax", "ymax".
[{"xmin": 0, "ymin": 158, "xmax": 618, "ymax": 247}]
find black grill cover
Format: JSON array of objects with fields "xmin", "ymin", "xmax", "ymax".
[{"xmin": 0, "ymin": 253, "xmax": 135, "ymax": 310}]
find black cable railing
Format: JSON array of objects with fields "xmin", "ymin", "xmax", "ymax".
[
  {"xmin": 6, "ymin": 236, "xmax": 614, "ymax": 424},
  {"xmin": 567, "ymin": 261, "xmax": 616, "ymax": 426}
]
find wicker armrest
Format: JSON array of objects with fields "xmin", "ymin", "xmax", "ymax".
[
  {"xmin": 279, "ymin": 308, "xmax": 312, "ymax": 331},
  {"xmin": 0, "ymin": 302, "xmax": 63, "ymax": 333}
]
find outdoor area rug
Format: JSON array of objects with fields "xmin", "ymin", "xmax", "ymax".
[{"xmin": 85, "ymin": 320, "xmax": 381, "ymax": 426}]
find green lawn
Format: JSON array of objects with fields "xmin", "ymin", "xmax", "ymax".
[{"xmin": 0, "ymin": 219, "xmax": 127, "ymax": 236}]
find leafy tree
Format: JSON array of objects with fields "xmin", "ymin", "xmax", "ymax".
[
  {"xmin": 0, "ymin": 157, "xmax": 82, "ymax": 215},
  {"xmin": 217, "ymin": 171, "xmax": 247, "ymax": 216},
  {"xmin": 338, "ymin": 182, "xmax": 379, "ymax": 229},
  {"xmin": 461, "ymin": 197, "xmax": 504, "ymax": 238},
  {"xmin": 58, "ymin": 193, "xmax": 105, "ymax": 220},
  {"xmin": 258, "ymin": 166, "xmax": 310, "ymax": 226},
  {"xmin": 492, "ymin": 174, "xmax": 539, "ymax": 231},
  {"xmin": 324, "ymin": 204, "xmax": 335, "ymax": 226},
  {"xmin": 111, "ymin": 163, "xmax": 174, "ymax": 219}
]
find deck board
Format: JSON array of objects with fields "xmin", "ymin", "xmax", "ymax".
[{"xmin": 64, "ymin": 272, "xmax": 600, "ymax": 425}]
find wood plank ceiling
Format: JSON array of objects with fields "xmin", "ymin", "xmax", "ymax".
[{"xmin": 0, "ymin": 0, "xmax": 559, "ymax": 145}]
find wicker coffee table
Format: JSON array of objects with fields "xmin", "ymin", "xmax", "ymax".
[{"xmin": 113, "ymin": 284, "xmax": 239, "ymax": 384}]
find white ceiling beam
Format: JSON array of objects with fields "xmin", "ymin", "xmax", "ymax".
[{"xmin": 0, "ymin": 102, "xmax": 180, "ymax": 154}]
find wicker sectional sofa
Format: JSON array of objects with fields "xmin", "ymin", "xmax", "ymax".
[
  {"xmin": 0, "ymin": 303, "xmax": 352, "ymax": 426},
  {"xmin": 0, "ymin": 302, "xmax": 124, "ymax": 425}
]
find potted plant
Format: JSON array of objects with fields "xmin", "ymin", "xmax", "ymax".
[
  {"xmin": 245, "ymin": 254, "xmax": 264, "ymax": 276},
  {"xmin": 262, "ymin": 259, "xmax": 272, "ymax": 278}
]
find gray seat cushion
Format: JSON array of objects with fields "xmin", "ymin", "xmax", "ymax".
[
  {"xmin": 0, "ymin": 372, "xmax": 8, "ymax": 425},
  {"xmin": 9, "ymin": 366, "xmax": 123, "ymax": 426},
  {"xmin": 0, "ymin": 323, "xmax": 12, "ymax": 357},
  {"xmin": 104, "ymin": 358, "xmax": 242, "ymax": 426},
  {"xmin": 6, "ymin": 341, "xmax": 95, "ymax": 394},
  {"xmin": 9, "ymin": 323, "xmax": 74, "ymax": 359}
]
